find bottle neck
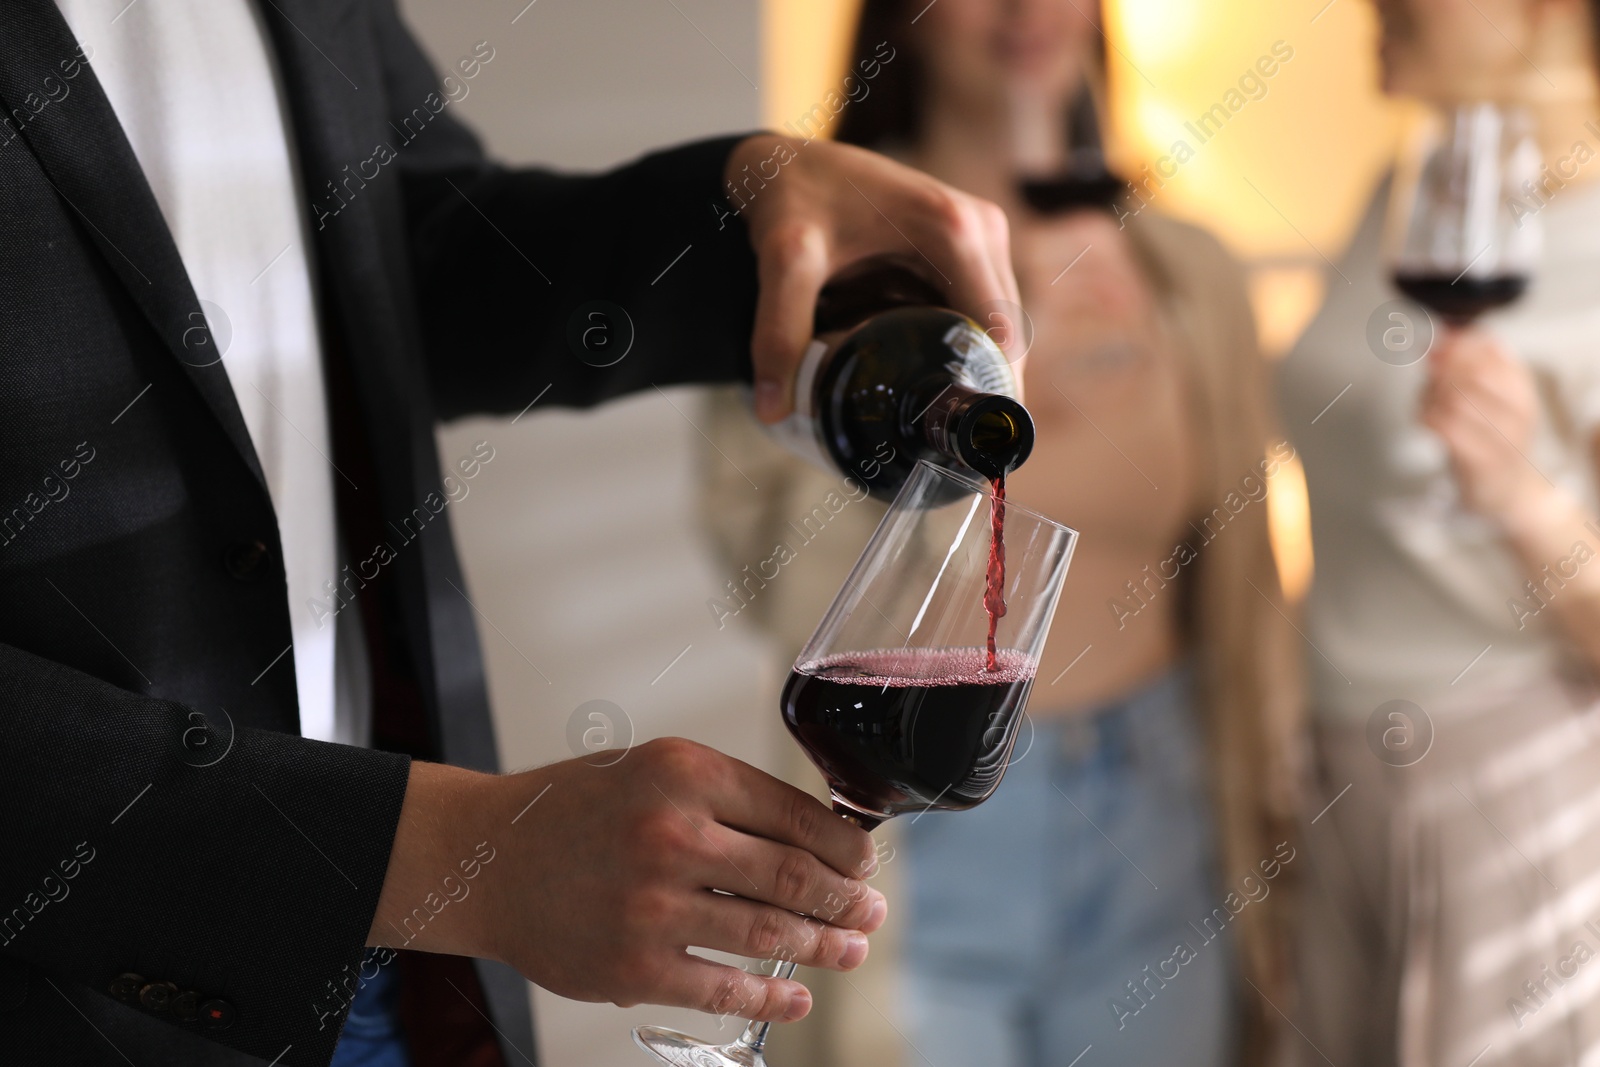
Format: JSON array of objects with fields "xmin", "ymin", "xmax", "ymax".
[{"xmin": 908, "ymin": 383, "xmax": 1035, "ymax": 479}]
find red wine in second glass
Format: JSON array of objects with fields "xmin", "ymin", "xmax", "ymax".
[
  {"xmin": 781, "ymin": 648, "xmax": 1037, "ymax": 824},
  {"xmin": 1392, "ymin": 271, "xmax": 1529, "ymax": 324},
  {"xmin": 1017, "ymin": 169, "xmax": 1125, "ymax": 214}
]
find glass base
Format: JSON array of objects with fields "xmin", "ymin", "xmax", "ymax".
[{"xmin": 633, "ymin": 1025, "xmax": 767, "ymax": 1067}]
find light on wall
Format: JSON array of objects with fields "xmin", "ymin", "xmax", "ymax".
[
  {"xmin": 762, "ymin": 0, "xmax": 861, "ymax": 135},
  {"xmin": 758, "ymin": 0, "xmax": 1400, "ymax": 601}
]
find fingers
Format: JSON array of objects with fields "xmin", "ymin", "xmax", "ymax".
[
  {"xmin": 986, "ymin": 200, "xmax": 1021, "ymax": 307},
  {"xmin": 682, "ymin": 890, "xmax": 871, "ymax": 972},
  {"xmin": 978, "ymin": 201, "xmax": 1028, "ymax": 390},
  {"xmin": 656, "ymin": 955, "xmax": 813, "ymax": 1024},
  {"xmin": 636, "ymin": 738, "xmax": 878, "ymax": 887},
  {"xmin": 1419, "ymin": 389, "xmax": 1469, "ymax": 446},
  {"xmin": 1424, "ymin": 333, "xmax": 1532, "ymax": 429},
  {"xmin": 709, "ymin": 757, "xmax": 880, "ymax": 883},
  {"xmin": 1428, "ymin": 327, "xmax": 1514, "ymax": 378},
  {"xmin": 1421, "ymin": 380, "xmax": 1502, "ymax": 446},
  {"xmin": 1418, "ymin": 330, "xmax": 1544, "ymax": 518},
  {"xmin": 631, "ymin": 739, "xmax": 884, "ymax": 926},
  {"xmin": 751, "ymin": 222, "xmax": 829, "ymax": 423},
  {"xmin": 699, "ymin": 824, "xmax": 886, "ymax": 934},
  {"xmin": 905, "ymin": 190, "xmax": 1021, "ymax": 355}
]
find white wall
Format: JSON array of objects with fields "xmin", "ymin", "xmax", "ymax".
[{"xmin": 394, "ymin": 2, "xmax": 781, "ymax": 1064}]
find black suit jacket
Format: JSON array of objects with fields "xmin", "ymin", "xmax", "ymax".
[{"xmin": 0, "ymin": 0, "xmax": 757, "ymax": 1063}]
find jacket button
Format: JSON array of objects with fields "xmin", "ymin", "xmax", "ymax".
[
  {"xmin": 199, "ymin": 998, "xmax": 235, "ymax": 1029},
  {"xmin": 108, "ymin": 974, "xmax": 143, "ymax": 1004},
  {"xmin": 171, "ymin": 990, "xmax": 199, "ymax": 1021},
  {"xmin": 138, "ymin": 981, "xmax": 176, "ymax": 1013},
  {"xmin": 223, "ymin": 540, "xmax": 270, "ymax": 581}
]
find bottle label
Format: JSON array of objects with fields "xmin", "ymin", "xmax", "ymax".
[{"xmin": 760, "ymin": 338, "xmax": 836, "ymax": 475}]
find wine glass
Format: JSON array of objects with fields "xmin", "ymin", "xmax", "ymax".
[
  {"xmin": 634, "ymin": 460, "xmax": 1077, "ymax": 1066},
  {"xmin": 1011, "ymin": 76, "xmax": 1124, "ymax": 214},
  {"xmin": 1385, "ymin": 103, "xmax": 1540, "ymax": 521},
  {"xmin": 1387, "ymin": 101, "xmax": 1541, "ymax": 326}
]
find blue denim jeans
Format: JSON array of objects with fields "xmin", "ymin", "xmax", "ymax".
[
  {"xmin": 329, "ymin": 953, "xmax": 411, "ymax": 1067},
  {"xmin": 901, "ymin": 663, "xmax": 1237, "ymax": 1067}
]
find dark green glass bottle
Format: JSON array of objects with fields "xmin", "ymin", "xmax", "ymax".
[{"xmin": 769, "ymin": 265, "xmax": 1036, "ymax": 501}]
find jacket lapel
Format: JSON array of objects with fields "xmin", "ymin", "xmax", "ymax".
[
  {"xmin": 254, "ymin": 0, "xmax": 416, "ymax": 482},
  {"xmin": 0, "ymin": 0, "xmax": 269, "ymax": 492},
  {"xmin": 258, "ymin": 0, "xmax": 506, "ymax": 779},
  {"xmin": 256, "ymin": 0, "xmax": 438, "ymax": 542}
]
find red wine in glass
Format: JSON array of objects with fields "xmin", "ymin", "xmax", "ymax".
[
  {"xmin": 781, "ymin": 647, "xmax": 1037, "ymax": 827},
  {"xmin": 1392, "ymin": 271, "xmax": 1529, "ymax": 326}
]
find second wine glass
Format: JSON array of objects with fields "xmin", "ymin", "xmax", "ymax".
[{"xmin": 1387, "ymin": 101, "xmax": 1541, "ymax": 325}]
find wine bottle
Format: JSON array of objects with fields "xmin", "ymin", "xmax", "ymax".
[{"xmin": 766, "ymin": 264, "xmax": 1036, "ymax": 502}]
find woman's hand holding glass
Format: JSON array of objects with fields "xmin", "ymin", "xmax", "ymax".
[{"xmin": 1419, "ymin": 327, "xmax": 1552, "ymax": 527}]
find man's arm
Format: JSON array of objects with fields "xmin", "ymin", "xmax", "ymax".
[
  {"xmin": 367, "ymin": 3, "xmax": 758, "ymax": 419},
  {"xmin": 0, "ymin": 643, "xmax": 409, "ymax": 1065},
  {"xmin": 403, "ymin": 136, "xmax": 761, "ymax": 419},
  {"xmin": 0, "ymin": 638, "xmax": 881, "ymax": 1062},
  {"xmin": 373, "ymin": 2, "xmax": 1020, "ymax": 424}
]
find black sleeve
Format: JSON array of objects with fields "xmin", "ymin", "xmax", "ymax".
[
  {"xmin": 371, "ymin": 1, "xmax": 762, "ymax": 420},
  {"xmin": 0, "ymin": 643, "xmax": 410, "ymax": 1066}
]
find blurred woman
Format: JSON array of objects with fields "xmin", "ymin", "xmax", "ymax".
[
  {"xmin": 1278, "ymin": 1, "xmax": 1600, "ymax": 1064},
  {"xmin": 698, "ymin": 2, "xmax": 1300, "ymax": 1064}
]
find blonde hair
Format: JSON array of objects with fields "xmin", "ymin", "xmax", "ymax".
[{"xmin": 1124, "ymin": 212, "xmax": 1304, "ymax": 1065}]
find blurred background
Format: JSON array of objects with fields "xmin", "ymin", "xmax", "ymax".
[{"xmin": 394, "ymin": 1, "xmax": 1411, "ymax": 1063}]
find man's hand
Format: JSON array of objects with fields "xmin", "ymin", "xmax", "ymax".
[
  {"xmin": 727, "ymin": 134, "xmax": 1021, "ymax": 423},
  {"xmin": 369, "ymin": 739, "xmax": 885, "ymax": 1023},
  {"xmin": 1419, "ymin": 327, "xmax": 1549, "ymax": 524}
]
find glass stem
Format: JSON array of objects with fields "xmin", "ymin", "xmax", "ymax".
[
  {"xmin": 733, "ymin": 807, "xmax": 877, "ymax": 1054},
  {"xmin": 736, "ymin": 961, "xmax": 798, "ymax": 1053}
]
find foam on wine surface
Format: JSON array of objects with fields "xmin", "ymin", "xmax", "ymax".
[{"xmin": 799, "ymin": 647, "xmax": 1034, "ymax": 687}]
